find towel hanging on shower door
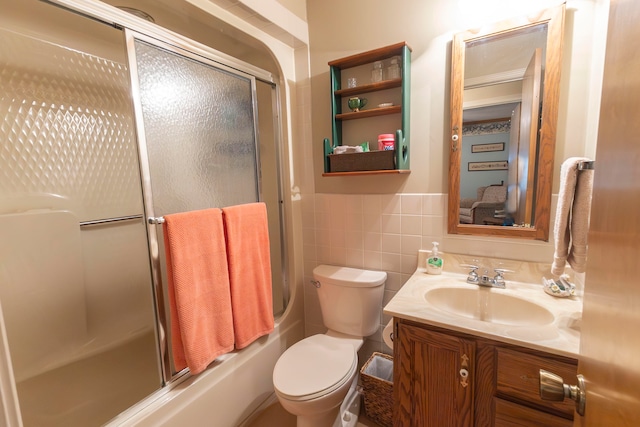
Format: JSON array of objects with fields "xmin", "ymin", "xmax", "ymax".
[
  {"xmin": 163, "ymin": 208, "xmax": 234, "ymax": 375},
  {"xmin": 222, "ymin": 202, "xmax": 274, "ymax": 349}
]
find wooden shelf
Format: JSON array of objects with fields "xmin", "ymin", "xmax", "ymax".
[
  {"xmin": 336, "ymin": 105, "xmax": 401, "ymax": 120},
  {"xmin": 323, "ymin": 42, "xmax": 411, "ymax": 174},
  {"xmin": 328, "ymin": 42, "xmax": 410, "ymax": 69},
  {"xmin": 322, "ymin": 169, "xmax": 411, "ymax": 177},
  {"xmin": 335, "ymin": 79, "xmax": 402, "ymax": 97}
]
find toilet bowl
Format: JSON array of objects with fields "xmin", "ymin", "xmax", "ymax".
[
  {"xmin": 272, "ymin": 265, "xmax": 386, "ymax": 427},
  {"xmin": 273, "ymin": 334, "xmax": 359, "ymax": 427}
]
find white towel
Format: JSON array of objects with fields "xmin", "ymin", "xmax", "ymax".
[
  {"xmin": 551, "ymin": 157, "xmax": 594, "ymax": 276},
  {"xmin": 333, "ymin": 145, "xmax": 363, "ymax": 154}
]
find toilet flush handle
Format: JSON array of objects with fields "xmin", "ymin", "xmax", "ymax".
[{"xmin": 310, "ymin": 279, "xmax": 321, "ymax": 288}]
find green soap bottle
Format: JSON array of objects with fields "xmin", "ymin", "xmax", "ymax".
[{"xmin": 426, "ymin": 241, "xmax": 443, "ymax": 275}]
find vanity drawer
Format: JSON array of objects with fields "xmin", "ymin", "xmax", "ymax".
[
  {"xmin": 494, "ymin": 398, "xmax": 572, "ymax": 427},
  {"xmin": 495, "ymin": 348, "xmax": 577, "ymax": 418}
]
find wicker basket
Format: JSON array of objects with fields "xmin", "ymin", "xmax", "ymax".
[{"xmin": 360, "ymin": 352, "xmax": 393, "ymax": 427}]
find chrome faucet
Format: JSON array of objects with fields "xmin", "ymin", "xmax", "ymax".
[{"xmin": 462, "ymin": 265, "xmax": 511, "ymax": 289}]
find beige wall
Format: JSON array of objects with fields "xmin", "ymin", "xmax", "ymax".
[
  {"xmin": 276, "ymin": 0, "xmax": 306, "ymax": 21},
  {"xmin": 306, "ymin": 0, "xmax": 606, "ymax": 195}
]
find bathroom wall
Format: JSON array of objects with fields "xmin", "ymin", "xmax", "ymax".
[
  {"xmin": 307, "ymin": 0, "xmax": 605, "ymax": 195},
  {"xmin": 302, "ymin": 193, "xmax": 447, "ymax": 358},
  {"xmin": 301, "ymin": 191, "xmax": 570, "ymax": 362},
  {"xmin": 303, "ymin": 0, "xmax": 609, "ymax": 361},
  {"xmin": 275, "ymin": 0, "xmax": 306, "ymax": 21}
]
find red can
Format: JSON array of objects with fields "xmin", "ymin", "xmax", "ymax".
[{"xmin": 378, "ymin": 134, "xmax": 395, "ymax": 151}]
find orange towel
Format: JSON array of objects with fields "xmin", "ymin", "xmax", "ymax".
[
  {"xmin": 163, "ymin": 208, "xmax": 235, "ymax": 375},
  {"xmin": 222, "ymin": 202, "xmax": 274, "ymax": 349}
]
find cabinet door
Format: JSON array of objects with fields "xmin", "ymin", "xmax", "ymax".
[{"xmin": 394, "ymin": 322, "xmax": 475, "ymax": 427}]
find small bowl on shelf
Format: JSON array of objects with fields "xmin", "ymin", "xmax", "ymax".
[{"xmin": 377, "ymin": 102, "xmax": 393, "ymax": 108}]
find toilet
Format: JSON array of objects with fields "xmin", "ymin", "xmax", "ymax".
[{"xmin": 273, "ymin": 265, "xmax": 386, "ymax": 427}]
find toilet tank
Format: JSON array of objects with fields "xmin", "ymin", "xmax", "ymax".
[{"xmin": 313, "ymin": 265, "xmax": 386, "ymax": 337}]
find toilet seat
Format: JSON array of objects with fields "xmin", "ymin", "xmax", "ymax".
[{"xmin": 273, "ymin": 334, "xmax": 357, "ymax": 402}]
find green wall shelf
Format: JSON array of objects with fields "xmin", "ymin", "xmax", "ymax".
[{"xmin": 323, "ymin": 42, "xmax": 412, "ymax": 176}]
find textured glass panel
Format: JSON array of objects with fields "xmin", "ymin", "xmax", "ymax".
[
  {"xmin": 0, "ymin": 4, "xmax": 161, "ymax": 426},
  {"xmin": 0, "ymin": 29, "xmax": 143, "ymax": 221},
  {"xmin": 134, "ymin": 39, "xmax": 258, "ymax": 215}
]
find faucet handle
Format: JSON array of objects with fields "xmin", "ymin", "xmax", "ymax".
[
  {"xmin": 493, "ymin": 268, "xmax": 513, "ymax": 286},
  {"xmin": 460, "ymin": 264, "xmax": 479, "ymax": 283}
]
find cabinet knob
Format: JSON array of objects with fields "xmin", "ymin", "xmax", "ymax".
[
  {"xmin": 539, "ymin": 369, "xmax": 586, "ymax": 416},
  {"xmin": 451, "ymin": 127, "xmax": 459, "ymax": 151}
]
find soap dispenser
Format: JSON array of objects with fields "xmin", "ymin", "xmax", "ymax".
[{"xmin": 426, "ymin": 241, "xmax": 443, "ymax": 275}]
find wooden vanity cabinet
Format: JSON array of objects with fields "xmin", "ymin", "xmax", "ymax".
[
  {"xmin": 393, "ymin": 319, "xmax": 578, "ymax": 427},
  {"xmin": 394, "ymin": 321, "xmax": 475, "ymax": 426}
]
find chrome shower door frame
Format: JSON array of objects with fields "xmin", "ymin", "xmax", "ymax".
[{"xmin": 124, "ymin": 29, "xmax": 263, "ymax": 385}]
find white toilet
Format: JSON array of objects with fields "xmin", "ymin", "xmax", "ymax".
[{"xmin": 273, "ymin": 265, "xmax": 386, "ymax": 427}]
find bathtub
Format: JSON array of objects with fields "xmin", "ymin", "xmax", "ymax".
[{"xmin": 108, "ymin": 315, "xmax": 304, "ymax": 427}]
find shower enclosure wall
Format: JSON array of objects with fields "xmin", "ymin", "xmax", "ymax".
[{"xmin": 0, "ymin": 1, "xmax": 287, "ymax": 425}]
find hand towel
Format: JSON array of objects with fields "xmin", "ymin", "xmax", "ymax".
[
  {"xmin": 163, "ymin": 208, "xmax": 234, "ymax": 375},
  {"xmin": 551, "ymin": 157, "xmax": 594, "ymax": 276},
  {"xmin": 222, "ymin": 202, "xmax": 274, "ymax": 349}
]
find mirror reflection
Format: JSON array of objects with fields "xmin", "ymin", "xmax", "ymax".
[
  {"xmin": 461, "ymin": 25, "xmax": 546, "ymax": 227},
  {"xmin": 448, "ymin": 5, "xmax": 565, "ymax": 240}
]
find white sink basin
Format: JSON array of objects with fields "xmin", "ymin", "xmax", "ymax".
[{"xmin": 424, "ymin": 287, "xmax": 555, "ymax": 326}]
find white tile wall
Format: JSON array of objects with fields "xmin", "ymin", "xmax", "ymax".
[
  {"xmin": 302, "ymin": 191, "xmax": 557, "ymax": 367},
  {"xmin": 302, "ymin": 192, "xmax": 447, "ymax": 362}
]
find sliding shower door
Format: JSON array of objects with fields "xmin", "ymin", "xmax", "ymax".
[
  {"xmin": 0, "ymin": 0, "xmax": 286, "ymax": 425},
  {"xmin": 130, "ymin": 35, "xmax": 260, "ymax": 211},
  {"xmin": 0, "ymin": 1, "xmax": 161, "ymax": 426},
  {"xmin": 126, "ymin": 32, "xmax": 263, "ymax": 377}
]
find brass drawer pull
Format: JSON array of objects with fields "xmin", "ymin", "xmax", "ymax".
[{"xmin": 539, "ymin": 369, "xmax": 586, "ymax": 416}]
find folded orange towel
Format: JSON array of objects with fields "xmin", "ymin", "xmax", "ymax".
[
  {"xmin": 163, "ymin": 208, "xmax": 235, "ymax": 375},
  {"xmin": 222, "ymin": 203, "xmax": 274, "ymax": 349}
]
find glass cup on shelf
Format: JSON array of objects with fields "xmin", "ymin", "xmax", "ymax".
[
  {"xmin": 347, "ymin": 77, "xmax": 357, "ymax": 88},
  {"xmin": 371, "ymin": 61, "xmax": 383, "ymax": 83},
  {"xmin": 387, "ymin": 57, "xmax": 400, "ymax": 80}
]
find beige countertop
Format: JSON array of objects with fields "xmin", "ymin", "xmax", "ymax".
[{"xmin": 384, "ymin": 251, "xmax": 582, "ymax": 359}]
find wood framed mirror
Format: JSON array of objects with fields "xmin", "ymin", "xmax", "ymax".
[{"xmin": 448, "ymin": 4, "xmax": 565, "ymax": 241}]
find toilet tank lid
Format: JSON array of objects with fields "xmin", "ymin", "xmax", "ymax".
[{"xmin": 312, "ymin": 265, "xmax": 386, "ymax": 288}]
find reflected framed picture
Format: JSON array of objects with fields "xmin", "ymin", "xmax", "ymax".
[
  {"xmin": 471, "ymin": 142, "xmax": 505, "ymax": 153},
  {"xmin": 468, "ymin": 160, "xmax": 508, "ymax": 171}
]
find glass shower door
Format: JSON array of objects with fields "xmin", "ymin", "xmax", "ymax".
[
  {"xmin": 0, "ymin": 2, "xmax": 162, "ymax": 425},
  {"xmin": 125, "ymin": 32, "xmax": 261, "ymax": 377},
  {"xmin": 0, "ymin": 0, "xmax": 286, "ymax": 424},
  {"xmin": 130, "ymin": 36, "xmax": 260, "ymax": 213}
]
